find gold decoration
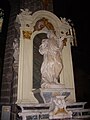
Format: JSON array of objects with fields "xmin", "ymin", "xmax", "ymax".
[
  {"xmin": 52, "ymin": 92, "xmax": 60, "ymax": 97},
  {"xmin": 22, "ymin": 30, "xmax": 32, "ymax": 39},
  {"xmin": 63, "ymin": 38, "xmax": 67, "ymax": 46},
  {"xmin": 34, "ymin": 17, "xmax": 56, "ymax": 34},
  {"xmin": 54, "ymin": 108, "xmax": 68, "ymax": 115}
]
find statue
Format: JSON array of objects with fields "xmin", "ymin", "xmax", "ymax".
[{"xmin": 39, "ymin": 31, "xmax": 67, "ymax": 88}]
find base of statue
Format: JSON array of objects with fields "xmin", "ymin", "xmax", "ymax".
[
  {"xmin": 41, "ymin": 82, "xmax": 65, "ymax": 89},
  {"xmin": 33, "ymin": 87, "xmax": 70, "ymax": 103},
  {"xmin": 33, "ymin": 86, "xmax": 72, "ymax": 119}
]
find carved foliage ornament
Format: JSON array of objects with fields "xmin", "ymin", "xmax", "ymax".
[{"xmin": 17, "ymin": 9, "xmax": 74, "ymax": 43}]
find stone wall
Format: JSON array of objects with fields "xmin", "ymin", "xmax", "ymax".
[
  {"xmin": 0, "ymin": 0, "xmax": 20, "ymax": 119},
  {"xmin": 0, "ymin": 0, "xmax": 53, "ymax": 119}
]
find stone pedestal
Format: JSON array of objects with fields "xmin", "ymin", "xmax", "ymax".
[
  {"xmin": 33, "ymin": 88, "xmax": 70, "ymax": 103},
  {"xmin": 33, "ymin": 88, "xmax": 72, "ymax": 119}
]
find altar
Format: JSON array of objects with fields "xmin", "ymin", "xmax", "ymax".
[{"xmin": 14, "ymin": 9, "xmax": 76, "ymax": 119}]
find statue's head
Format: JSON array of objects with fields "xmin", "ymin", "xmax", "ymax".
[{"xmin": 47, "ymin": 30, "xmax": 56, "ymax": 39}]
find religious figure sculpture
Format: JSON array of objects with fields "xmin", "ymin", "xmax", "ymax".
[
  {"xmin": 49, "ymin": 96, "xmax": 72, "ymax": 118},
  {"xmin": 39, "ymin": 31, "xmax": 67, "ymax": 88},
  {"xmin": 13, "ymin": 38, "xmax": 19, "ymax": 73}
]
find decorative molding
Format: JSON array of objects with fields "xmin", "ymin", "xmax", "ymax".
[{"xmin": 16, "ymin": 9, "xmax": 73, "ymax": 40}]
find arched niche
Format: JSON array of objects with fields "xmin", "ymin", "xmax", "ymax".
[
  {"xmin": 33, "ymin": 33, "xmax": 47, "ymax": 89},
  {"xmin": 15, "ymin": 10, "xmax": 76, "ymax": 104}
]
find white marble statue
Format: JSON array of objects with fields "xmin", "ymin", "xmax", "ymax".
[{"xmin": 39, "ymin": 31, "xmax": 67, "ymax": 88}]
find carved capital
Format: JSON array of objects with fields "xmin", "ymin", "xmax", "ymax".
[{"xmin": 22, "ymin": 30, "xmax": 32, "ymax": 39}]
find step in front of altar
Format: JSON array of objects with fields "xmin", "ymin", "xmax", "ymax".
[
  {"xmin": 18, "ymin": 103, "xmax": 50, "ymax": 120},
  {"xmin": 66, "ymin": 102, "xmax": 90, "ymax": 119},
  {"xmin": 18, "ymin": 102, "xmax": 90, "ymax": 119}
]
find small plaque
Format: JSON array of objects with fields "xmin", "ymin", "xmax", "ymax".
[{"xmin": 1, "ymin": 106, "xmax": 11, "ymax": 120}]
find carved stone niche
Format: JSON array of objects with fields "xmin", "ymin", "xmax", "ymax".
[{"xmin": 15, "ymin": 9, "xmax": 76, "ymax": 105}]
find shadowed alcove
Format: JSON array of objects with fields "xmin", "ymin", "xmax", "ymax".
[{"xmin": 33, "ymin": 33, "xmax": 47, "ymax": 89}]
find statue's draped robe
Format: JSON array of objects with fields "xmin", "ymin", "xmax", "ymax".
[{"xmin": 39, "ymin": 33, "xmax": 64, "ymax": 87}]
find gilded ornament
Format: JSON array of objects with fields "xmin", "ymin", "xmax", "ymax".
[{"xmin": 22, "ymin": 30, "xmax": 32, "ymax": 39}]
